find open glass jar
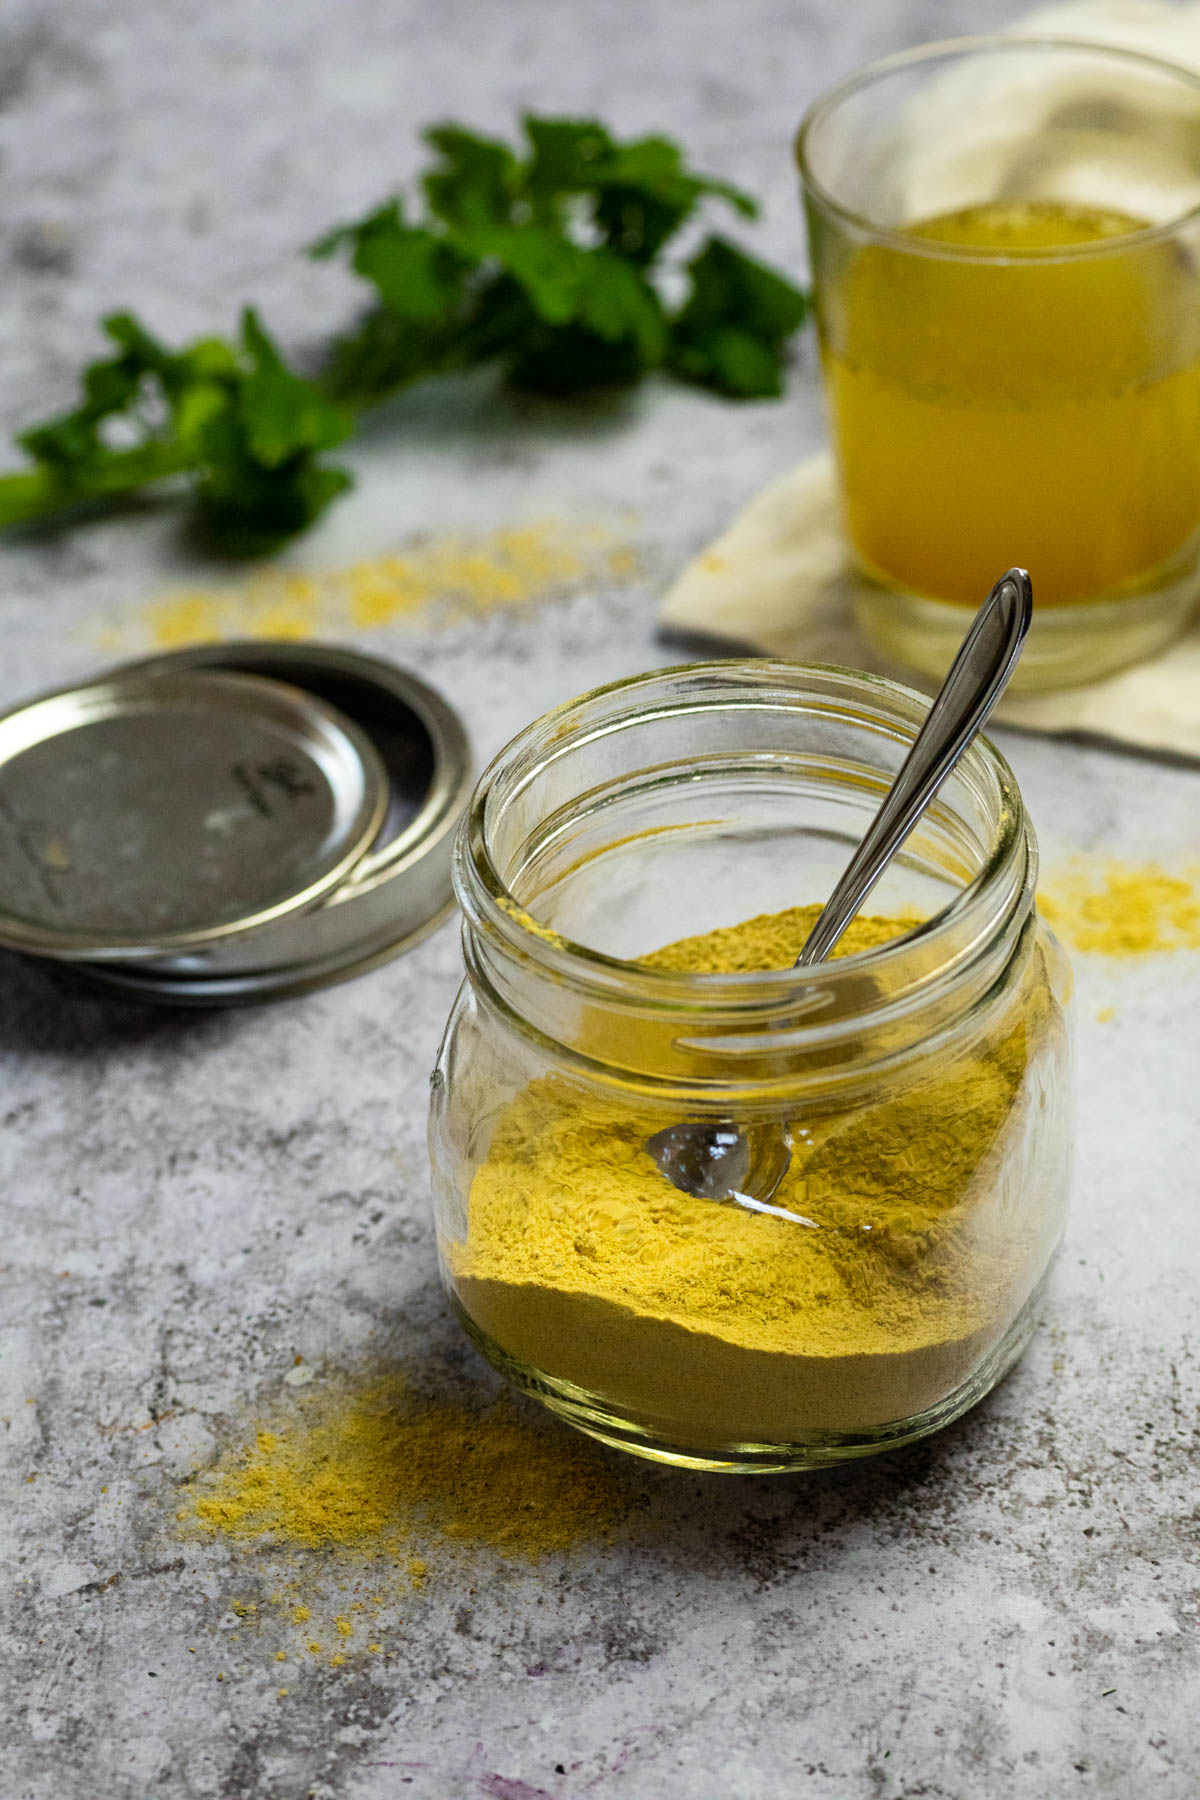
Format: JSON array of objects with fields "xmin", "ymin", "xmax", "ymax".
[{"xmin": 429, "ymin": 663, "xmax": 1073, "ymax": 1472}]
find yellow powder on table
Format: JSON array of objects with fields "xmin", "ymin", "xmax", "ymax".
[
  {"xmin": 181, "ymin": 1373, "xmax": 632, "ymax": 1563},
  {"xmin": 451, "ymin": 903, "xmax": 1061, "ymax": 1447},
  {"xmin": 94, "ymin": 519, "xmax": 637, "ymax": 652},
  {"xmin": 1039, "ymin": 859, "xmax": 1200, "ymax": 957}
]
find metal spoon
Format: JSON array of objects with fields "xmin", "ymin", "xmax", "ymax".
[{"xmin": 646, "ymin": 566, "xmax": 1033, "ymax": 1212}]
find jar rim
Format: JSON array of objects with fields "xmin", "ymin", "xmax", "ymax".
[
  {"xmin": 795, "ymin": 34, "xmax": 1200, "ymax": 265},
  {"xmin": 457, "ymin": 659, "xmax": 1031, "ymax": 1009}
]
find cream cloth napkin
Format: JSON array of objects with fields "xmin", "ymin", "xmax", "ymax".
[{"xmin": 660, "ymin": 0, "xmax": 1200, "ymax": 761}]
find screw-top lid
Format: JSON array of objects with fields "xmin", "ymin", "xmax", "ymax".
[
  {"xmin": 0, "ymin": 668, "xmax": 388, "ymax": 960},
  {"xmin": 48, "ymin": 642, "xmax": 474, "ymax": 1005}
]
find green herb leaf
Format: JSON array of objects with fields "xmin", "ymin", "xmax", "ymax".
[
  {"xmin": 523, "ymin": 117, "xmax": 615, "ymax": 199},
  {"xmin": 238, "ymin": 309, "xmax": 353, "ymax": 466},
  {"xmin": 456, "ymin": 223, "xmax": 586, "ymax": 326},
  {"xmin": 593, "ymin": 135, "xmax": 756, "ymax": 264},
  {"xmin": 576, "ymin": 249, "xmax": 667, "ymax": 359},
  {"xmin": 192, "ymin": 311, "xmax": 354, "ymax": 551},
  {"xmin": 0, "ymin": 308, "xmax": 353, "ymax": 551},
  {"xmin": 423, "ymin": 126, "xmax": 520, "ymax": 230},
  {"xmin": 194, "ymin": 404, "xmax": 353, "ymax": 556},
  {"xmin": 313, "ymin": 198, "xmax": 478, "ymax": 403},
  {"xmin": 313, "ymin": 199, "xmax": 468, "ymax": 324},
  {"xmin": 522, "ymin": 118, "xmax": 756, "ymax": 263},
  {"xmin": 669, "ymin": 236, "xmax": 808, "ymax": 397}
]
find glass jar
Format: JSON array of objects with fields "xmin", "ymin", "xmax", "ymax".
[{"xmin": 429, "ymin": 662, "xmax": 1073, "ymax": 1472}]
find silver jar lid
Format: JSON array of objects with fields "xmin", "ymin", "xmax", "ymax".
[
  {"xmin": 60, "ymin": 642, "xmax": 473, "ymax": 1004},
  {"xmin": 0, "ymin": 668, "xmax": 389, "ymax": 961}
]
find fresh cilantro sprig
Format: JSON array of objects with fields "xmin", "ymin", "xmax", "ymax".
[
  {"xmin": 319, "ymin": 117, "xmax": 804, "ymax": 401},
  {"xmin": 0, "ymin": 117, "xmax": 807, "ymax": 553},
  {"xmin": 0, "ymin": 309, "xmax": 353, "ymax": 554}
]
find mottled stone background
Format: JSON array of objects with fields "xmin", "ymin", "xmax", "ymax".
[{"xmin": 2, "ymin": 1, "xmax": 1198, "ymax": 1796}]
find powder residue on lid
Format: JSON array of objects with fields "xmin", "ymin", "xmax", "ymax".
[
  {"xmin": 1039, "ymin": 859, "xmax": 1200, "ymax": 956},
  {"xmin": 94, "ymin": 520, "xmax": 638, "ymax": 652}
]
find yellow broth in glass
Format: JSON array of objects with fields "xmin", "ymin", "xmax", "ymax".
[
  {"xmin": 822, "ymin": 201, "xmax": 1200, "ymax": 607},
  {"xmin": 798, "ymin": 38, "xmax": 1200, "ymax": 688}
]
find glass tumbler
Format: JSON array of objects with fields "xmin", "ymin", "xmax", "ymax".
[
  {"xmin": 428, "ymin": 663, "xmax": 1074, "ymax": 1472},
  {"xmin": 797, "ymin": 37, "xmax": 1200, "ymax": 690}
]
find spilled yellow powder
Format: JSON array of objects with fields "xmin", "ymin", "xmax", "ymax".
[
  {"xmin": 181, "ymin": 1373, "xmax": 633, "ymax": 1563},
  {"xmin": 451, "ymin": 903, "xmax": 1065, "ymax": 1447},
  {"xmin": 96, "ymin": 520, "xmax": 637, "ymax": 652},
  {"xmin": 1039, "ymin": 860, "xmax": 1200, "ymax": 956}
]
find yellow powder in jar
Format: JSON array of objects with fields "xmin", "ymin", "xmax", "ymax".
[
  {"xmin": 638, "ymin": 902, "xmax": 915, "ymax": 971},
  {"xmin": 451, "ymin": 903, "xmax": 1063, "ymax": 1446},
  {"xmin": 180, "ymin": 1373, "xmax": 633, "ymax": 1562}
]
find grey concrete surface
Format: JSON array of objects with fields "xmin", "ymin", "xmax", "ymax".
[{"xmin": 2, "ymin": 1, "xmax": 1198, "ymax": 1796}]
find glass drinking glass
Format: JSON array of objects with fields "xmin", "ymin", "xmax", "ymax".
[{"xmin": 797, "ymin": 36, "xmax": 1200, "ymax": 690}]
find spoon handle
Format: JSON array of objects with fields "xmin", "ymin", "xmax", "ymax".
[{"xmin": 795, "ymin": 567, "xmax": 1033, "ymax": 968}]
